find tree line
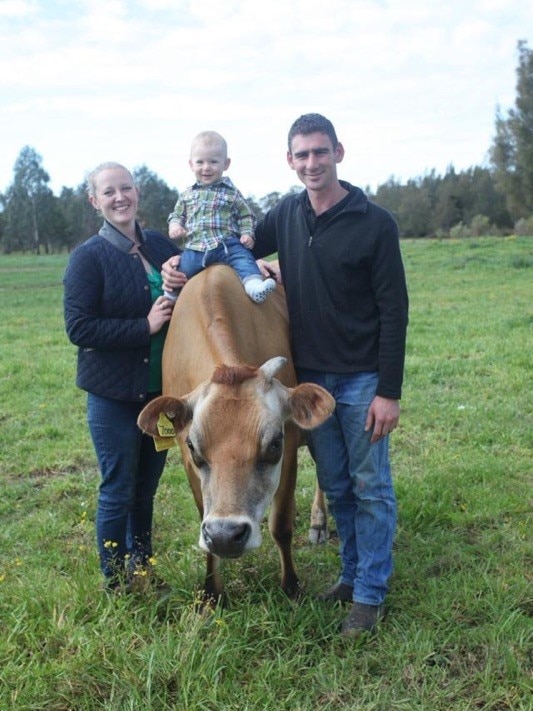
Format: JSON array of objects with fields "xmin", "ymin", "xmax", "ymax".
[{"xmin": 1, "ymin": 42, "xmax": 531, "ymax": 254}]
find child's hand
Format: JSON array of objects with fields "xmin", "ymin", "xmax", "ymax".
[
  {"xmin": 240, "ymin": 234, "xmax": 255, "ymax": 249},
  {"xmin": 169, "ymin": 223, "xmax": 187, "ymax": 240}
]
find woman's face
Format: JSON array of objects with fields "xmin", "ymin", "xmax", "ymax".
[{"xmin": 89, "ymin": 167, "xmax": 139, "ymax": 234}]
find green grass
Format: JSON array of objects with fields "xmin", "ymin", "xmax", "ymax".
[{"xmin": 0, "ymin": 237, "xmax": 532, "ymax": 710}]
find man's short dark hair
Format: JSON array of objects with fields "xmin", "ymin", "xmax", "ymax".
[{"xmin": 287, "ymin": 113, "xmax": 338, "ymax": 152}]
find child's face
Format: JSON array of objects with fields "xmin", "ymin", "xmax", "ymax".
[{"xmin": 189, "ymin": 141, "xmax": 230, "ymax": 186}]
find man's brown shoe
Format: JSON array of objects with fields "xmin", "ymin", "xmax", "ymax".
[
  {"xmin": 340, "ymin": 602, "xmax": 385, "ymax": 638},
  {"xmin": 317, "ymin": 581, "xmax": 354, "ymax": 603}
]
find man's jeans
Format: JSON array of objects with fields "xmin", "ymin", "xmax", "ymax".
[
  {"xmin": 87, "ymin": 393, "xmax": 168, "ymax": 582},
  {"xmin": 296, "ymin": 369, "xmax": 396, "ymax": 605},
  {"xmin": 179, "ymin": 237, "xmax": 262, "ymax": 283}
]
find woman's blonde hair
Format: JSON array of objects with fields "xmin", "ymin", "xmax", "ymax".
[{"xmin": 86, "ymin": 162, "xmax": 135, "ymax": 197}]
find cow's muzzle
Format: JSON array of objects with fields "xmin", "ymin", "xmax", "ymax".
[{"xmin": 201, "ymin": 518, "xmax": 252, "ymax": 558}]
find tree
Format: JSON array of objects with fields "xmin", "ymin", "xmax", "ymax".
[
  {"xmin": 243, "ymin": 195, "xmax": 264, "ymax": 220},
  {"xmin": 58, "ymin": 184, "xmax": 101, "ymax": 251},
  {"xmin": 433, "ymin": 166, "xmax": 465, "ymax": 233},
  {"xmin": 490, "ymin": 41, "xmax": 533, "ymax": 221},
  {"xmin": 375, "ymin": 177, "xmax": 403, "ymax": 221},
  {"xmin": 259, "ymin": 191, "xmax": 283, "ymax": 214},
  {"xmin": 0, "ymin": 196, "xmax": 5, "ymax": 250},
  {"xmin": 133, "ymin": 165, "xmax": 178, "ymax": 235},
  {"xmin": 457, "ymin": 167, "xmax": 511, "ymax": 229},
  {"xmin": 36, "ymin": 192, "xmax": 68, "ymax": 253},
  {"xmin": 397, "ymin": 180, "xmax": 433, "ymax": 237},
  {"xmin": 1, "ymin": 146, "xmax": 54, "ymax": 253}
]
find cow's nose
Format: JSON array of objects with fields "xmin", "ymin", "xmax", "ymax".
[{"xmin": 202, "ymin": 518, "xmax": 251, "ymax": 558}]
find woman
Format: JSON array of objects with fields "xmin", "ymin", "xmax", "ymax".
[{"xmin": 63, "ymin": 162, "xmax": 187, "ymax": 591}]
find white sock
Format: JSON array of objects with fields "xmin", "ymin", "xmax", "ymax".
[
  {"xmin": 163, "ymin": 289, "xmax": 178, "ymax": 302},
  {"xmin": 244, "ymin": 277, "xmax": 276, "ymax": 303}
]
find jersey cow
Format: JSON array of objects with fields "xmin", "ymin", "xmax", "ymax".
[{"xmin": 137, "ymin": 265, "xmax": 334, "ymax": 604}]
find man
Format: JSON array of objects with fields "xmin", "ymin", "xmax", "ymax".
[{"xmin": 253, "ymin": 113, "xmax": 409, "ymax": 637}]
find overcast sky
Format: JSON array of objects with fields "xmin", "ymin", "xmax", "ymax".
[{"xmin": 1, "ymin": 0, "xmax": 530, "ymax": 200}]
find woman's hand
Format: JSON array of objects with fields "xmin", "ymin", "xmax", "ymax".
[
  {"xmin": 147, "ymin": 296, "xmax": 174, "ymax": 334},
  {"xmin": 161, "ymin": 256, "xmax": 187, "ymax": 294}
]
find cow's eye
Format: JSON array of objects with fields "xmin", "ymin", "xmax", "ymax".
[
  {"xmin": 264, "ymin": 432, "xmax": 283, "ymax": 463},
  {"xmin": 186, "ymin": 436, "xmax": 205, "ymax": 468}
]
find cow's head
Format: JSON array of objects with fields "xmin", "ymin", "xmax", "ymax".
[{"xmin": 138, "ymin": 356, "xmax": 334, "ymax": 559}]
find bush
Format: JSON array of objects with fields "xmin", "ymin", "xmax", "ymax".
[
  {"xmin": 449, "ymin": 215, "xmax": 501, "ymax": 239},
  {"xmin": 514, "ymin": 216, "xmax": 533, "ymax": 236},
  {"xmin": 470, "ymin": 214, "xmax": 491, "ymax": 236},
  {"xmin": 449, "ymin": 221, "xmax": 469, "ymax": 239}
]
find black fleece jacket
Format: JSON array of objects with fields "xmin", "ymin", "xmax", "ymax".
[{"xmin": 253, "ymin": 182, "xmax": 409, "ymax": 399}]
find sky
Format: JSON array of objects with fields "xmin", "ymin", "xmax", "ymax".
[{"xmin": 0, "ymin": 0, "xmax": 531, "ymax": 200}]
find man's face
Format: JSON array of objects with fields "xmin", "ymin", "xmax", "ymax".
[{"xmin": 287, "ymin": 131, "xmax": 344, "ymax": 193}]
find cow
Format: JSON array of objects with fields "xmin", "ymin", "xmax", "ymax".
[{"xmin": 137, "ymin": 265, "xmax": 334, "ymax": 605}]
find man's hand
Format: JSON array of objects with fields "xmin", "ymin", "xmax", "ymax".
[
  {"xmin": 256, "ymin": 258, "xmax": 282, "ymax": 283},
  {"xmin": 365, "ymin": 396, "xmax": 400, "ymax": 443}
]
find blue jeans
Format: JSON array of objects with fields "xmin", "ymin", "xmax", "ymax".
[
  {"xmin": 87, "ymin": 393, "xmax": 168, "ymax": 583},
  {"xmin": 179, "ymin": 237, "xmax": 262, "ymax": 283},
  {"xmin": 296, "ymin": 369, "xmax": 396, "ymax": 605}
]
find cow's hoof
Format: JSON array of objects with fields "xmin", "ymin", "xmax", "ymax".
[
  {"xmin": 195, "ymin": 589, "xmax": 227, "ymax": 612},
  {"xmin": 282, "ymin": 577, "xmax": 304, "ymax": 601},
  {"xmin": 308, "ymin": 525, "xmax": 328, "ymax": 545}
]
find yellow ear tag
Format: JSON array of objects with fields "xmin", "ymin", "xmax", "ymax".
[{"xmin": 153, "ymin": 412, "xmax": 177, "ymax": 452}]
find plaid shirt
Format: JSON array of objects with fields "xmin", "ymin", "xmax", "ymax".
[{"xmin": 168, "ymin": 177, "xmax": 256, "ymax": 251}]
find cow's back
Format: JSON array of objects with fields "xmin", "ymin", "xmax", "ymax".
[{"xmin": 163, "ymin": 265, "xmax": 296, "ymax": 396}]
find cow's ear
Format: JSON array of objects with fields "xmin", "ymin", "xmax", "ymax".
[
  {"xmin": 288, "ymin": 383, "xmax": 335, "ymax": 429},
  {"xmin": 137, "ymin": 396, "xmax": 188, "ymax": 435}
]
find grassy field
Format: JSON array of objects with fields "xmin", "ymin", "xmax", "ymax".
[{"xmin": 0, "ymin": 237, "xmax": 531, "ymax": 710}]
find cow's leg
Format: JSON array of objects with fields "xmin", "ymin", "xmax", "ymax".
[
  {"xmin": 309, "ymin": 485, "xmax": 329, "ymax": 544},
  {"xmin": 268, "ymin": 434, "xmax": 300, "ymax": 598},
  {"xmin": 202, "ymin": 552, "xmax": 225, "ymax": 608},
  {"xmin": 181, "ymin": 448, "xmax": 225, "ymax": 607}
]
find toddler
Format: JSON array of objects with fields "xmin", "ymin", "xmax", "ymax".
[{"xmin": 166, "ymin": 131, "xmax": 276, "ymax": 303}]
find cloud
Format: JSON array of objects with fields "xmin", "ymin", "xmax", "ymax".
[
  {"xmin": 0, "ymin": 0, "xmax": 36, "ymax": 18},
  {"xmin": 0, "ymin": 0, "xmax": 530, "ymax": 197}
]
